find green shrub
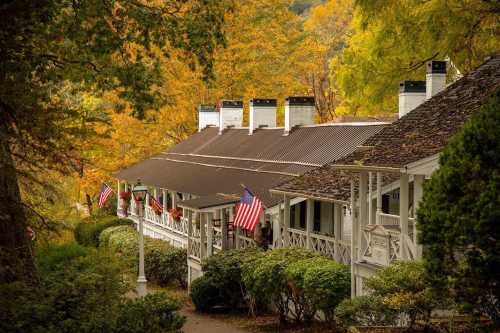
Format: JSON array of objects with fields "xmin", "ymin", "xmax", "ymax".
[
  {"xmin": 190, "ymin": 276, "xmax": 223, "ymax": 312},
  {"xmin": 101, "ymin": 225, "xmax": 187, "ymax": 287},
  {"xmin": 199, "ymin": 248, "xmax": 260, "ymax": 310},
  {"xmin": 284, "ymin": 257, "xmax": 350, "ymax": 323},
  {"xmin": 115, "ymin": 292, "xmax": 185, "ymax": 333},
  {"xmin": 36, "ymin": 243, "xmax": 89, "ymax": 274},
  {"xmin": 74, "ymin": 215, "xmax": 133, "ymax": 247},
  {"xmin": 241, "ymin": 248, "xmax": 319, "ymax": 322},
  {"xmin": 335, "ymin": 295, "xmax": 398, "ymax": 329}
]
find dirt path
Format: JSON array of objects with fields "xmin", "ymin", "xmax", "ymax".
[{"xmin": 180, "ymin": 307, "xmax": 252, "ymax": 333}]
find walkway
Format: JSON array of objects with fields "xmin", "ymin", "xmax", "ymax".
[{"xmin": 180, "ymin": 307, "xmax": 251, "ymax": 333}]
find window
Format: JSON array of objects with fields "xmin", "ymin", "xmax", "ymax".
[
  {"xmin": 382, "ymin": 194, "xmax": 390, "ymax": 213},
  {"xmin": 313, "ymin": 201, "xmax": 321, "ymax": 232}
]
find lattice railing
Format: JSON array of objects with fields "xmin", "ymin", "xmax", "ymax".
[
  {"xmin": 337, "ymin": 240, "xmax": 351, "ymax": 265},
  {"xmin": 310, "ymin": 233, "xmax": 335, "ymax": 259},
  {"xmin": 189, "ymin": 238, "xmax": 201, "ymax": 261},
  {"xmin": 213, "ymin": 226, "xmax": 223, "ymax": 251},
  {"xmin": 289, "ymin": 229, "xmax": 307, "ymax": 248},
  {"xmin": 238, "ymin": 235, "xmax": 255, "ymax": 249}
]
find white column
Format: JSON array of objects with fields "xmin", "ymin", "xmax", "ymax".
[
  {"xmin": 145, "ymin": 191, "xmax": 150, "ymax": 206},
  {"xmin": 358, "ymin": 172, "xmax": 368, "ymax": 255},
  {"xmin": 334, "ymin": 203, "xmax": 342, "ymax": 263},
  {"xmin": 117, "ymin": 180, "xmax": 121, "ymax": 212},
  {"xmin": 400, "ymin": 174, "xmax": 409, "ymax": 260},
  {"xmin": 137, "ymin": 201, "xmax": 147, "ymax": 296},
  {"xmin": 350, "ymin": 180, "xmax": 356, "ymax": 298},
  {"xmin": 368, "ymin": 172, "xmax": 373, "ymax": 225},
  {"xmin": 306, "ymin": 199, "xmax": 314, "ymax": 250},
  {"xmin": 413, "ymin": 175, "xmax": 425, "ymax": 258},
  {"xmin": 207, "ymin": 211, "xmax": 214, "ymax": 256},
  {"xmin": 276, "ymin": 203, "xmax": 283, "ymax": 248},
  {"xmin": 283, "ymin": 195, "xmax": 291, "ymax": 247},
  {"xmin": 153, "ymin": 187, "xmax": 158, "ymax": 200},
  {"xmin": 162, "ymin": 189, "xmax": 167, "ymax": 213},
  {"xmin": 376, "ymin": 172, "xmax": 382, "ymax": 224},
  {"xmin": 200, "ymin": 213, "xmax": 207, "ymax": 258},
  {"xmin": 221, "ymin": 208, "xmax": 228, "ymax": 250},
  {"xmin": 171, "ymin": 191, "xmax": 177, "ymax": 209}
]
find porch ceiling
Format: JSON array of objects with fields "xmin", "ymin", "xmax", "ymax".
[{"xmin": 177, "ymin": 195, "xmax": 239, "ymax": 211}]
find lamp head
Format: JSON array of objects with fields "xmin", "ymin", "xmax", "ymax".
[{"xmin": 132, "ymin": 179, "xmax": 148, "ymax": 202}]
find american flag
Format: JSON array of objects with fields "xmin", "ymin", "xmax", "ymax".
[
  {"xmin": 98, "ymin": 183, "xmax": 113, "ymax": 208},
  {"xmin": 150, "ymin": 196, "xmax": 163, "ymax": 214},
  {"xmin": 233, "ymin": 188, "xmax": 263, "ymax": 231}
]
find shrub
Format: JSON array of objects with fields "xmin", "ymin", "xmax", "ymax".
[
  {"xmin": 190, "ymin": 276, "xmax": 223, "ymax": 312},
  {"xmin": 74, "ymin": 215, "xmax": 133, "ymax": 247},
  {"xmin": 115, "ymin": 292, "xmax": 185, "ymax": 333},
  {"xmin": 418, "ymin": 89, "xmax": 500, "ymax": 330},
  {"xmin": 199, "ymin": 248, "xmax": 260, "ymax": 310},
  {"xmin": 365, "ymin": 261, "xmax": 443, "ymax": 329},
  {"xmin": 335, "ymin": 295, "xmax": 398, "ymax": 329},
  {"xmin": 241, "ymin": 248, "xmax": 319, "ymax": 322},
  {"xmin": 36, "ymin": 242, "xmax": 89, "ymax": 274},
  {"xmin": 101, "ymin": 225, "xmax": 187, "ymax": 287}
]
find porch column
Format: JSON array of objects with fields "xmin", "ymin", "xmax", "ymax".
[
  {"xmin": 187, "ymin": 210, "xmax": 193, "ymax": 247},
  {"xmin": 171, "ymin": 191, "xmax": 177, "ymax": 209},
  {"xmin": 117, "ymin": 180, "xmax": 121, "ymax": 212},
  {"xmin": 306, "ymin": 199, "xmax": 314, "ymax": 250},
  {"xmin": 400, "ymin": 174, "xmax": 409, "ymax": 260},
  {"xmin": 368, "ymin": 172, "xmax": 373, "ymax": 225},
  {"xmin": 376, "ymin": 172, "xmax": 382, "ymax": 224},
  {"xmin": 333, "ymin": 203, "xmax": 342, "ymax": 263},
  {"xmin": 221, "ymin": 208, "xmax": 228, "ymax": 250},
  {"xmin": 207, "ymin": 211, "xmax": 215, "ymax": 256},
  {"xmin": 145, "ymin": 190, "xmax": 150, "ymax": 206},
  {"xmin": 153, "ymin": 187, "xmax": 158, "ymax": 200},
  {"xmin": 283, "ymin": 195, "xmax": 291, "ymax": 247},
  {"xmin": 162, "ymin": 189, "xmax": 167, "ymax": 214},
  {"xmin": 358, "ymin": 172, "xmax": 368, "ymax": 255},
  {"xmin": 350, "ymin": 179, "xmax": 356, "ymax": 298},
  {"xmin": 413, "ymin": 175, "xmax": 425, "ymax": 258},
  {"xmin": 276, "ymin": 203, "xmax": 283, "ymax": 248},
  {"xmin": 200, "ymin": 212, "xmax": 207, "ymax": 259}
]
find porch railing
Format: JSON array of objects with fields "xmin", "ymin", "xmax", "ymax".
[{"xmin": 289, "ymin": 228, "xmax": 307, "ymax": 248}]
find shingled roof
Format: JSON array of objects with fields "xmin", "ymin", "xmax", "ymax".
[
  {"xmin": 335, "ymin": 55, "xmax": 500, "ymax": 169},
  {"xmin": 272, "ymin": 56, "xmax": 500, "ymax": 201},
  {"xmin": 116, "ymin": 123, "xmax": 386, "ymax": 207}
]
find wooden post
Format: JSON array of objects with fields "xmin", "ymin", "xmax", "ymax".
[
  {"xmin": 359, "ymin": 172, "xmax": 368, "ymax": 254},
  {"xmin": 413, "ymin": 175, "xmax": 424, "ymax": 258},
  {"xmin": 368, "ymin": 172, "xmax": 373, "ymax": 225},
  {"xmin": 334, "ymin": 203, "xmax": 342, "ymax": 263},
  {"xmin": 221, "ymin": 208, "xmax": 228, "ymax": 249},
  {"xmin": 283, "ymin": 195, "xmax": 291, "ymax": 247},
  {"xmin": 162, "ymin": 189, "xmax": 167, "ymax": 222},
  {"xmin": 117, "ymin": 180, "xmax": 121, "ymax": 213},
  {"xmin": 400, "ymin": 173, "xmax": 409, "ymax": 260},
  {"xmin": 171, "ymin": 191, "xmax": 177, "ymax": 208},
  {"xmin": 376, "ymin": 172, "xmax": 382, "ymax": 224},
  {"xmin": 145, "ymin": 190, "xmax": 150, "ymax": 207},
  {"xmin": 350, "ymin": 180, "xmax": 356, "ymax": 298},
  {"xmin": 207, "ymin": 211, "xmax": 214, "ymax": 257}
]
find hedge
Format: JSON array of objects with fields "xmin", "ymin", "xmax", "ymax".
[
  {"xmin": 74, "ymin": 216, "xmax": 133, "ymax": 247},
  {"xmin": 99, "ymin": 224, "xmax": 187, "ymax": 287}
]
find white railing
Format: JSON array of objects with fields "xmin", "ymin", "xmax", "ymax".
[
  {"xmin": 238, "ymin": 235, "xmax": 255, "ymax": 249},
  {"xmin": 337, "ymin": 240, "xmax": 351, "ymax": 265},
  {"xmin": 189, "ymin": 237, "xmax": 201, "ymax": 261},
  {"xmin": 289, "ymin": 228, "xmax": 307, "ymax": 248},
  {"xmin": 140, "ymin": 206, "xmax": 189, "ymax": 237},
  {"xmin": 378, "ymin": 213, "xmax": 400, "ymax": 225},
  {"xmin": 310, "ymin": 233, "xmax": 335, "ymax": 259},
  {"xmin": 213, "ymin": 226, "xmax": 223, "ymax": 251},
  {"xmin": 361, "ymin": 226, "xmax": 402, "ymax": 266}
]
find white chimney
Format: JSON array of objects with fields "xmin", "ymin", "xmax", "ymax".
[
  {"xmin": 197, "ymin": 104, "xmax": 219, "ymax": 132},
  {"xmin": 284, "ymin": 96, "xmax": 315, "ymax": 135},
  {"xmin": 219, "ymin": 100, "xmax": 243, "ymax": 134},
  {"xmin": 398, "ymin": 81, "xmax": 426, "ymax": 118},
  {"xmin": 249, "ymin": 98, "xmax": 277, "ymax": 135},
  {"xmin": 426, "ymin": 60, "xmax": 447, "ymax": 99}
]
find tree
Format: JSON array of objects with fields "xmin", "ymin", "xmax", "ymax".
[
  {"xmin": 0, "ymin": 0, "xmax": 228, "ymax": 283},
  {"xmin": 330, "ymin": 0, "xmax": 500, "ymax": 115},
  {"xmin": 418, "ymin": 89, "xmax": 500, "ymax": 329}
]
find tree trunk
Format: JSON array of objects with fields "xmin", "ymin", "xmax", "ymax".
[{"xmin": 0, "ymin": 135, "xmax": 36, "ymax": 284}]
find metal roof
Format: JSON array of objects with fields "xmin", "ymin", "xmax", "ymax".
[{"xmin": 116, "ymin": 123, "xmax": 386, "ymax": 207}]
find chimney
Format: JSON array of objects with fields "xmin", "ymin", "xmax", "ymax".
[
  {"xmin": 249, "ymin": 98, "xmax": 277, "ymax": 135},
  {"xmin": 284, "ymin": 96, "xmax": 315, "ymax": 135},
  {"xmin": 197, "ymin": 104, "xmax": 218, "ymax": 132},
  {"xmin": 219, "ymin": 100, "xmax": 243, "ymax": 134},
  {"xmin": 399, "ymin": 81, "xmax": 426, "ymax": 118},
  {"xmin": 426, "ymin": 60, "xmax": 447, "ymax": 99}
]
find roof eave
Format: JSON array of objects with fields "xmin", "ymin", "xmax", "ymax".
[
  {"xmin": 269, "ymin": 189, "xmax": 349, "ymax": 205},
  {"xmin": 331, "ymin": 164, "xmax": 402, "ymax": 173}
]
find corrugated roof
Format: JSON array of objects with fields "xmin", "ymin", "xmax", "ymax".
[{"xmin": 116, "ymin": 122, "xmax": 386, "ymax": 207}]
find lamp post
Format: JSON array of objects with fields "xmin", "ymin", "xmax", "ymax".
[{"xmin": 132, "ymin": 179, "xmax": 148, "ymax": 297}]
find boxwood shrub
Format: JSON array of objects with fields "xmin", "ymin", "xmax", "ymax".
[
  {"xmin": 99, "ymin": 224, "xmax": 187, "ymax": 287},
  {"xmin": 190, "ymin": 276, "xmax": 222, "ymax": 313},
  {"xmin": 74, "ymin": 215, "xmax": 133, "ymax": 247}
]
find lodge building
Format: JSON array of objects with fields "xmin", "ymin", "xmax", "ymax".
[{"xmin": 115, "ymin": 56, "xmax": 500, "ymax": 290}]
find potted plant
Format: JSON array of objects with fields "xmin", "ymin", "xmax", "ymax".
[
  {"xmin": 119, "ymin": 191, "xmax": 131, "ymax": 216},
  {"xmin": 168, "ymin": 207, "xmax": 183, "ymax": 221}
]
